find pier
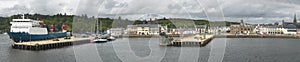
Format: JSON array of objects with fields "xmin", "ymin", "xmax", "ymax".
[
  {"xmin": 11, "ymin": 37, "xmax": 91, "ymax": 50},
  {"xmin": 160, "ymin": 35, "xmax": 214, "ymax": 47}
]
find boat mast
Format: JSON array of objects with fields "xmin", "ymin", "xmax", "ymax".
[{"xmin": 96, "ymin": 19, "xmax": 99, "ymax": 35}]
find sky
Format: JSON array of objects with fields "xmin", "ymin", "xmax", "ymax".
[{"xmin": 0, "ymin": 0, "xmax": 300, "ymax": 24}]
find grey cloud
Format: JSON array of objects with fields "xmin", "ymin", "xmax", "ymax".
[
  {"xmin": 1, "ymin": 0, "xmax": 300, "ymax": 24},
  {"xmin": 0, "ymin": 5, "xmax": 29, "ymax": 16},
  {"xmin": 168, "ymin": 4, "xmax": 182, "ymax": 10}
]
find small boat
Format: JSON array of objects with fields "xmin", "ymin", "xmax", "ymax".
[
  {"xmin": 92, "ymin": 37, "xmax": 108, "ymax": 43},
  {"xmin": 93, "ymin": 38, "xmax": 108, "ymax": 43},
  {"xmin": 91, "ymin": 19, "xmax": 108, "ymax": 43},
  {"xmin": 107, "ymin": 36, "xmax": 116, "ymax": 41},
  {"xmin": 3, "ymin": 33, "xmax": 7, "ymax": 35}
]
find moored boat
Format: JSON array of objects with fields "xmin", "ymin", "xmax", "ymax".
[
  {"xmin": 7, "ymin": 14, "xmax": 67, "ymax": 42},
  {"xmin": 107, "ymin": 36, "xmax": 116, "ymax": 41},
  {"xmin": 92, "ymin": 36, "xmax": 108, "ymax": 43},
  {"xmin": 3, "ymin": 33, "xmax": 7, "ymax": 35}
]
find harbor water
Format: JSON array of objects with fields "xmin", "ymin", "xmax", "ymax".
[{"xmin": 1, "ymin": 34, "xmax": 300, "ymax": 62}]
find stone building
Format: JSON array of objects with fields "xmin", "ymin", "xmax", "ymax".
[{"xmin": 230, "ymin": 20, "xmax": 254, "ymax": 34}]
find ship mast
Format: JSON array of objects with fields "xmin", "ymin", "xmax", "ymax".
[{"xmin": 96, "ymin": 19, "xmax": 99, "ymax": 35}]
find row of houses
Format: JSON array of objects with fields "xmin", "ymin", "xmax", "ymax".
[
  {"xmin": 229, "ymin": 14, "xmax": 300, "ymax": 35},
  {"xmin": 108, "ymin": 21, "xmax": 300, "ymax": 36},
  {"xmin": 108, "ymin": 24, "xmax": 210, "ymax": 36},
  {"xmin": 108, "ymin": 14, "xmax": 300, "ymax": 36},
  {"xmin": 108, "ymin": 24, "xmax": 228, "ymax": 36},
  {"xmin": 108, "ymin": 24, "xmax": 166, "ymax": 36}
]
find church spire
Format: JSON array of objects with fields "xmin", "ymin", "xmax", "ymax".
[
  {"xmin": 293, "ymin": 13, "xmax": 297, "ymax": 25},
  {"xmin": 282, "ymin": 19, "xmax": 285, "ymax": 26}
]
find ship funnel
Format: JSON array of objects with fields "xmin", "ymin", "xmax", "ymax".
[
  {"xmin": 61, "ymin": 24, "xmax": 67, "ymax": 32},
  {"xmin": 50, "ymin": 24, "xmax": 54, "ymax": 32}
]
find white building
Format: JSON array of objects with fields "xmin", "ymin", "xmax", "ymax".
[
  {"xmin": 108, "ymin": 28, "xmax": 125, "ymax": 36},
  {"xmin": 278, "ymin": 24, "xmax": 297, "ymax": 35},
  {"xmin": 127, "ymin": 25, "xmax": 137, "ymax": 35},
  {"xmin": 259, "ymin": 26, "xmax": 278, "ymax": 35},
  {"xmin": 195, "ymin": 25, "xmax": 206, "ymax": 34},
  {"xmin": 127, "ymin": 24, "xmax": 161, "ymax": 35}
]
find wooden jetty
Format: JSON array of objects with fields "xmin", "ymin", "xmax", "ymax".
[
  {"xmin": 11, "ymin": 37, "xmax": 91, "ymax": 50},
  {"xmin": 160, "ymin": 35, "xmax": 214, "ymax": 47}
]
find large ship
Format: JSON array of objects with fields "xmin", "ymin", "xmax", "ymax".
[{"xmin": 7, "ymin": 15, "xmax": 67, "ymax": 43}]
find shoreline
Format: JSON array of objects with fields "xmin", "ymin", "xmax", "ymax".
[
  {"xmin": 117, "ymin": 34, "xmax": 300, "ymax": 39},
  {"xmin": 215, "ymin": 34, "xmax": 300, "ymax": 39}
]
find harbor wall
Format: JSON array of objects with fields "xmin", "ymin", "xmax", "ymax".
[{"xmin": 215, "ymin": 35, "xmax": 300, "ymax": 39}]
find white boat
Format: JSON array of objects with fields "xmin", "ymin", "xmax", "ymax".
[
  {"xmin": 93, "ymin": 39, "xmax": 107, "ymax": 43},
  {"xmin": 92, "ymin": 19, "xmax": 108, "ymax": 43},
  {"xmin": 107, "ymin": 36, "xmax": 116, "ymax": 41},
  {"xmin": 93, "ymin": 38, "xmax": 108, "ymax": 43},
  {"xmin": 3, "ymin": 33, "xmax": 7, "ymax": 35}
]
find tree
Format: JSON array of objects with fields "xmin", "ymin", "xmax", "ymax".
[{"xmin": 274, "ymin": 22, "xmax": 279, "ymax": 25}]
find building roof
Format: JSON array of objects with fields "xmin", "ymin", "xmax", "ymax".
[
  {"xmin": 127, "ymin": 25, "xmax": 137, "ymax": 28},
  {"xmin": 135, "ymin": 24, "xmax": 160, "ymax": 28},
  {"xmin": 296, "ymin": 24, "xmax": 300, "ymax": 28},
  {"xmin": 283, "ymin": 22, "xmax": 294, "ymax": 25},
  {"xmin": 195, "ymin": 25, "xmax": 206, "ymax": 28},
  {"xmin": 230, "ymin": 24, "xmax": 240, "ymax": 27},
  {"xmin": 265, "ymin": 26, "xmax": 278, "ymax": 28},
  {"xmin": 278, "ymin": 24, "xmax": 297, "ymax": 29}
]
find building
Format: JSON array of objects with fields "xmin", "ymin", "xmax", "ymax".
[
  {"xmin": 230, "ymin": 25, "xmax": 254, "ymax": 34},
  {"xmin": 229, "ymin": 20, "xmax": 254, "ymax": 34},
  {"xmin": 195, "ymin": 25, "xmax": 207, "ymax": 34},
  {"xmin": 172, "ymin": 27, "xmax": 197, "ymax": 34},
  {"xmin": 209, "ymin": 21, "xmax": 228, "ymax": 34},
  {"xmin": 160, "ymin": 26, "xmax": 168, "ymax": 33},
  {"xmin": 108, "ymin": 28, "xmax": 125, "ymax": 36},
  {"xmin": 137, "ymin": 26, "xmax": 150, "ymax": 35},
  {"xmin": 127, "ymin": 24, "xmax": 161, "ymax": 35},
  {"xmin": 297, "ymin": 25, "xmax": 300, "ymax": 34},
  {"xmin": 278, "ymin": 24, "xmax": 297, "ymax": 35},
  {"xmin": 171, "ymin": 28, "xmax": 181, "ymax": 34},
  {"xmin": 127, "ymin": 25, "xmax": 137, "ymax": 35},
  {"xmin": 281, "ymin": 14, "xmax": 299, "ymax": 34},
  {"xmin": 259, "ymin": 25, "xmax": 278, "ymax": 35}
]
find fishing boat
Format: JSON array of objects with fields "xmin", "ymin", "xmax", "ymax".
[{"xmin": 7, "ymin": 14, "xmax": 67, "ymax": 43}]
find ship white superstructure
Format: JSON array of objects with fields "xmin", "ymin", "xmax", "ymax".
[{"xmin": 10, "ymin": 15, "xmax": 48, "ymax": 35}]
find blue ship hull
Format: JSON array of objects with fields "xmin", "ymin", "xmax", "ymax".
[{"xmin": 8, "ymin": 32, "xmax": 67, "ymax": 42}]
